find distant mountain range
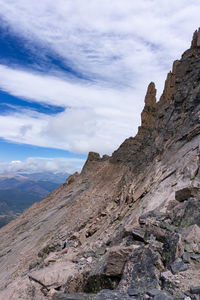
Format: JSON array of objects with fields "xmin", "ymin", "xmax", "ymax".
[{"xmin": 0, "ymin": 172, "xmax": 70, "ymax": 228}]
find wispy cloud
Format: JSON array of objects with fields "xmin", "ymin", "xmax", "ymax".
[
  {"xmin": 0, "ymin": 65, "xmax": 142, "ymax": 154},
  {"xmin": 0, "ymin": 0, "xmax": 199, "ymax": 155}
]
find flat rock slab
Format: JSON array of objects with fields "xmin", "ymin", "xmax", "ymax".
[{"xmin": 29, "ymin": 261, "xmax": 76, "ymax": 288}]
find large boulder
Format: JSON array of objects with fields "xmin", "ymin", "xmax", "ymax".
[
  {"xmin": 170, "ymin": 258, "xmax": 189, "ymax": 274},
  {"xmin": 83, "ymin": 245, "xmax": 138, "ymax": 294},
  {"xmin": 105, "ymin": 245, "xmax": 138, "ymax": 277},
  {"xmin": 118, "ymin": 246, "xmax": 160, "ymax": 293},
  {"xmin": 29, "ymin": 261, "xmax": 77, "ymax": 289},
  {"xmin": 175, "ymin": 187, "xmax": 200, "ymax": 202},
  {"xmin": 171, "ymin": 197, "xmax": 200, "ymax": 228}
]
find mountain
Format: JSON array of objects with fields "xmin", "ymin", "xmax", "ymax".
[
  {"xmin": 20, "ymin": 172, "xmax": 71, "ymax": 184},
  {"xmin": 0, "ymin": 173, "xmax": 70, "ymax": 228},
  {"xmin": 0, "ymin": 30, "xmax": 200, "ymax": 300}
]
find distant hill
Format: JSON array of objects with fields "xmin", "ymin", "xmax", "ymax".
[
  {"xmin": 0, "ymin": 172, "xmax": 70, "ymax": 228},
  {"xmin": 20, "ymin": 171, "xmax": 70, "ymax": 184}
]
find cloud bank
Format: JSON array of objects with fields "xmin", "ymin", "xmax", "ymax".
[{"xmin": 0, "ymin": 157, "xmax": 84, "ymax": 174}]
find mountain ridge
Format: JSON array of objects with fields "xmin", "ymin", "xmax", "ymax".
[
  {"xmin": 0, "ymin": 172, "xmax": 70, "ymax": 228},
  {"xmin": 0, "ymin": 30, "xmax": 199, "ymax": 300}
]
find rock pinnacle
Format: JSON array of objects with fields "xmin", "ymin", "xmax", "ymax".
[{"xmin": 191, "ymin": 28, "xmax": 200, "ymax": 48}]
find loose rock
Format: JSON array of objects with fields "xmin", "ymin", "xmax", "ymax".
[
  {"xmin": 154, "ymin": 290, "xmax": 175, "ymax": 300},
  {"xmin": 170, "ymin": 258, "xmax": 189, "ymax": 274},
  {"xmin": 190, "ymin": 286, "xmax": 200, "ymax": 294}
]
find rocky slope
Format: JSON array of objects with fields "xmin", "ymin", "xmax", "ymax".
[{"xmin": 0, "ymin": 30, "xmax": 200, "ymax": 300}]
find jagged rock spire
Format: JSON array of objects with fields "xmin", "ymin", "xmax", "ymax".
[
  {"xmin": 191, "ymin": 28, "xmax": 200, "ymax": 48},
  {"xmin": 159, "ymin": 59, "xmax": 179, "ymax": 106},
  {"xmin": 144, "ymin": 82, "xmax": 156, "ymax": 106},
  {"xmin": 141, "ymin": 82, "xmax": 157, "ymax": 128}
]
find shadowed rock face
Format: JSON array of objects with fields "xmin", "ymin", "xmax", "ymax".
[
  {"xmin": 0, "ymin": 30, "xmax": 200, "ymax": 300},
  {"xmin": 191, "ymin": 28, "xmax": 200, "ymax": 48}
]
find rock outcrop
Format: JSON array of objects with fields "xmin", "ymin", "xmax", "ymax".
[
  {"xmin": 0, "ymin": 30, "xmax": 200, "ymax": 300},
  {"xmin": 141, "ymin": 82, "xmax": 157, "ymax": 128},
  {"xmin": 191, "ymin": 28, "xmax": 200, "ymax": 48}
]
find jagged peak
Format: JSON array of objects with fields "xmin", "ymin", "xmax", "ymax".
[
  {"xmin": 191, "ymin": 28, "xmax": 200, "ymax": 48},
  {"xmin": 87, "ymin": 152, "xmax": 101, "ymax": 161},
  {"xmin": 86, "ymin": 152, "xmax": 110, "ymax": 162},
  {"xmin": 81, "ymin": 151, "xmax": 110, "ymax": 174},
  {"xmin": 144, "ymin": 82, "xmax": 157, "ymax": 107},
  {"xmin": 159, "ymin": 59, "xmax": 180, "ymax": 105},
  {"xmin": 140, "ymin": 82, "xmax": 157, "ymax": 128}
]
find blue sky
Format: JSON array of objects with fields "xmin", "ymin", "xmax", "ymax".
[{"xmin": 0, "ymin": 0, "xmax": 200, "ymax": 174}]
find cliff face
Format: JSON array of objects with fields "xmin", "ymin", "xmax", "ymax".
[{"xmin": 0, "ymin": 31, "xmax": 200, "ymax": 300}]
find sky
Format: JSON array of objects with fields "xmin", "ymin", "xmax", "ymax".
[{"xmin": 0, "ymin": 0, "xmax": 200, "ymax": 174}]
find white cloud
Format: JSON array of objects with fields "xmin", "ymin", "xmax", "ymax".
[
  {"xmin": 0, "ymin": 66, "xmax": 143, "ymax": 154},
  {"xmin": 0, "ymin": 103, "xmax": 140, "ymax": 154},
  {"xmin": 0, "ymin": 157, "xmax": 84, "ymax": 174},
  {"xmin": 0, "ymin": 0, "xmax": 200, "ymax": 155}
]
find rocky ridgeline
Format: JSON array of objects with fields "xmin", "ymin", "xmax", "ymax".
[{"xmin": 0, "ymin": 30, "xmax": 200, "ymax": 300}]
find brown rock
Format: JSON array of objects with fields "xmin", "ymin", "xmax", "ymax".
[
  {"xmin": 29, "ymin": 261, "xmax": 77, "ymax": 289},
  {"xmin": 141, "ymin": 82, "xmax": 157, "ymax": 128},
  {"xmin": 146, "ymin": 223, "xmax": 166, "ymax": 243},
  {"xmin": 66, "ymin": 172, "xmax": 79, "ymax": 185},
  {"xmin": 87, "ymin": 152, "xmax": 101, "ymax": 161},
  {"xmin": 144, "ymin": 82, "xmax": 157, "ymax": 106},
  {"xmin": 105, "ymin": 245, "xmax": 138, "ymax": 276},
  {"xmin": 175, "ymin": 187, "xmax": 200, "ymax": 202},
  {"xmin": 160, "ymin": 59, "xmax": 179, "ymax": 103}
]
